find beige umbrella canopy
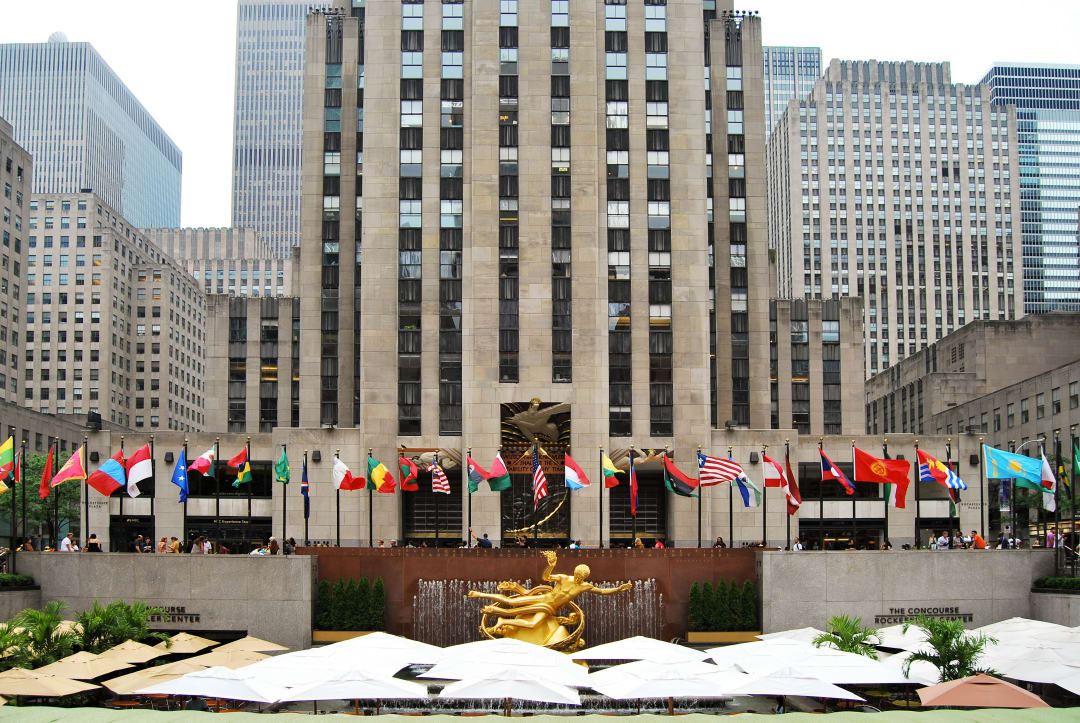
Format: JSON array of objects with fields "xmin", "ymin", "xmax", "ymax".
[
  {"xmin": 99, "ymin": 639, "xmax": 169, "ymax": 664},
  {"xmin": 917, "ymin": 673, "xmax": 1050, "ymax": 708},
  {"xmin": 214, "ymin": 636, "xmax": 289, "ymax": 654},
  {"xmin": 103, "ymin": 661, "xmax": 209, "ymax": 696},
  {"xmin": 185, "ymin": 649, "xmax": 269, "ymax": 669},
  {"xmin": 0, "ymin": 667, "xmax": 100, "ymax": 697},
  {"xmin": 36, "ymin": 651, "xmax": 134, "ymax": 680},
  {"xmin": 153, "ymin": 632, "xmax": 220, "ymax": 654}
]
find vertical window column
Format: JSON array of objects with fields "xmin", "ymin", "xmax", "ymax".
[
  {"xmin": 727, "ymin": 56, "xmax": 750, "ymax": 426},
  {"xmin": 645, "ymin": 1, "xmax": 671, "ymax": 437},
  {"xmin": 439, "ymin": 0, "xmax": 464, "ymax": 434},
  {"xmin": 291, "ymin": 297, "xmax": 300, "ymax": 427},
  {"xmin": 259, "ymin": 298, "xmax": 279, "ymax": 433},
  {"xmin": 398, "ymin": 0, "xmax": 425, "ymax": 435},
  {"xmin": 822, "ymin": 306, "xmax": 842, "ymax": 434},
  {"xmin": 321, "ymin": 18, "xmax": 344, "ymax": 428},
  {"xmin": 605, "ymin": 0, "xmax": 630, "ymax": 436},
  {"xmin": 703, "ymin": 28, "xmax": 716, "ymax": 427},
  {"xmin": 551, "ymin": 1, "xmax": 572, "ymax": 383},
  {"xmin": 498, "ymin": 3, "xmax": 520, "ymax": 383},
  {"xmin": 228, "ymin": 298, "xmax": 247, "ymax": 433},
  {"xmin": 353, "ymin": 20, "xmax": 365, "ymax": 427}
]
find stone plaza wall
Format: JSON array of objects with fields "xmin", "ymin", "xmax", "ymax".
[
  {"xmin": 759, "ymin": 549, "xmax": 1056, "ymax": 633},
  {"xmin": 1031, "ymin": 591, "xmax": 1080, "ymax": 627},
  {"xmin": 303, "ymin": 547, "xmax": 758, "ymax": 642},
  {"xmin": 0, "ymin": 588, "xmax": 42, "ymax": 622},
  {"xmin": 16, "ymin": 553, "xmax": 316, "ymax": 651}
]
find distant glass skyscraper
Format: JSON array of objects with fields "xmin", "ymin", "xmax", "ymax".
[
  {"xmin": 981, "ymin": 63, "xmax": 1080, "ymax": 313},
  {"xmin": 763, "ymin": 46, "xmax": 821, "ymax": 133},
  {"xmin": 232, "ymin": 0, "xmax": 334, "ymax": 258},
  {"xmin": 0, "ymin": 36, "xmax": 182, "ymax": 228}
]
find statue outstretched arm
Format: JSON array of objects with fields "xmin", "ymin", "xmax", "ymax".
[{"xmin": 588, "ymin": 582, "xmax": 633, "ymax": 595}]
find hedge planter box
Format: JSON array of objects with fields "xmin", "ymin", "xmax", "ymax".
[
  {"xmin": 687, "ymin": 631, "xmax": 761, "ymax": 644},
  {"xmin": 1033, "ymin": 587, "xmax": 1080, "ymax": 595},
  {"xmin": 313, "ymin": 628, "xmax": 384, "ymax": 643}
]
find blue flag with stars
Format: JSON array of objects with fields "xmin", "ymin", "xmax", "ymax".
[{"xmin": 172, "ymin": 448, "xmax": 189, "ymax": 502}]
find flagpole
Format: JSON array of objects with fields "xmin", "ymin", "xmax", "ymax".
[
  {"xmin": 303, "ymin": 450, "xmax": 310, "ymax": 545},
  {"xmin": 183, "ymin": 438, "xmax": 189, "ymax": 542},
  {"xmin": 335, "ymin": 449, "xmax": 341, "ymax": 547},
  {"xmin": 818, "ymin": 438, "xmax": 824, "ymax": 543},
  {"xmin": 913, "ymin": 439, "xmax": 920, "ymax": 548},
  {"xmin": 630, "ymin": 444, "xmax": 636, "ymax": 546},
  {"xmin": 52, "ymin": 439, "xmax": 58, "ymax": 548},
  {"xmin": 149, "ymin": 435, "xmax": 155, "ymax": 520},
  {"xmin": 882, "ymin": 438, "xmax": 890, "ymax": 547},
  {"xmin": 728, "ymin": 445, "xmax": 734, "ymax": 547},
  {"xmin": 850, "ymin": 440, "xmax": 857, "ymax": 546},
  {"xmin": 946, "ymin": 438, "xmax": 957, "ymax": 539},
  {"xmin": 532, "ymin": 443, "xmax": 539, "ymax": 547},
  {"xmin": 434, "ymin": 451, "xmax": 440, "ymax": 546},
  {"xmin": 9, "ymin": 442, "xmax": 16, "ymax": 574},
  {"xmin": 761, "ymin": 444, "xmax": 768, "ymax": 547},
  {"xmin": 978, "ymin": 436, "xmax": 986, "ymax": 540},
  {"xmin": 598, "ymin": 446, "xmax": 604, "ymax": 549},
  {"xmin": 246, "ymin": 436, "xmax": 252, "ymax": 519},
  {"xmin": 19, "ymin": 438, "xmax": 26, "ymax": 547},
  {"xmin": 82, "ymin": 434, "xmax": 89, "ymax": 548},
  {"xmin": 1009, "ymin": 440, "xmax": 1017, "ymax": 543},
  {"xmin": 466, "ymin": 446, "xmax": 473, "ymax": 548},
  {"xmin": 367, "ymin": 448, "xmax": 374, "ymax": 548},
  {"xmin": 1072, "ymin": 425, "xmax": 1078, "ymax": 557},
  {"xmin": 214, "ymin": 437, "xmax": 221, "ymax": 517},
  {"xmin": 1039, "ymin": 438, "xmax": 1047, "ymax": 547},
  {"xmin": 1055, "ymin": 430, "xmax": 1062, "ymax": 568},
  {"xmin": 282, "ymin": 443, "xmax": 288, "ymax": 543},
  {"xmin": 785, "ymin": 439, "xmax": 792, "ymax": 549},
  {"xmin": 697, "ymin": 444, "xmax": 703, "ymax": 549}
]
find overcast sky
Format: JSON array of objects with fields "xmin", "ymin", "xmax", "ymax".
[{"xmin": 1, "ymin": 0, "xmax": 1077, "ymax": 228}]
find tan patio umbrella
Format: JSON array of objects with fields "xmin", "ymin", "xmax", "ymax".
[
  {"xmin": 55, "ymin": 620, "xmax": 82, "ymax": 636},
  {"xmin": 214, "ymin": 636, "xmax": 289, "ymax": 653},
  {"xmin": 153, "ymin": 632, "xmax": 220, "ymax": 654},
  {"xmin": 917, "ymin": 673, "xmax": 1049, "ymax": 708},
  {"xmin": 185, "ymin": 649, "xmax": 269, "ymax": 669},
  {"xmin": 103, "ymin": 661, "xmax": 209, "ymax": 696},
  {"xmin": 0, "ymin": 667, "xmax": 100, "ymax": 697},
  {"xmin": 36, "ymin": 651, "xmax": 134, "ymax": 680},
  {"xmin": 99, "ymin": 639, "xmax": 169, "ymax": 664}
]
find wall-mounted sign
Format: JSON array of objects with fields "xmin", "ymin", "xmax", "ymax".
[
  {"xmin": 148, "ymin": 606, "xmax": 201, "ymax": 624},
  {"xmin": 874, "ymin": 605, "xmax": 972, "ymax": 625}
]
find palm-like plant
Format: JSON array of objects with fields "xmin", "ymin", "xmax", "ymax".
[
  {"xmin": 0, "ymin": 623, "xmax": 29, "ymax": 672},
  {"xmin": 812, "ymin": 614, "xmax": 880, "ymax": 659},
  {"xmin": 13, "ymin": 600, "xmax": 78, "ymax": 666},
  {"xmin": 902, "ymin": 616, "xmax": 997, "ymax": 683},
  {"xmin": 76, "ymin": 600, "xmax": 169, "ymax": 653}
]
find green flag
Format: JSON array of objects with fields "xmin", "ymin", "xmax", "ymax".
[
  {"xmin": 1074, "ymin": 442, "xmax": 1079, "ymax": 474},
  {"xmin": 274, "ymin": 449, "xmax": 290, "ymax": 485}
]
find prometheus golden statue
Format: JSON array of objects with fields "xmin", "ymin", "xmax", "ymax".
[{"xmin": 468, "ymin": 551, "xmax": 632, "ymax": 651}]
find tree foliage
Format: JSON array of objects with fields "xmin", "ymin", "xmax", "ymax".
[
  {"xmin": 75, "ymin": 600, "xmax": 169, "ymax": 654},
  {"xmin": 687, "ymin": 583, "xmax": 704, "ymax": 632},
  {"xmin": 812, "ymin": 614, "xmax": 880, "ymax": 659},
  {"xmin": 318, "ymin": 577, "xmax": 386, "ymax": 631},
  {"xmin": 371, "ymin": 577, "xmax": 386, "ymax": 631},
  {"xmin": 902, "ymin": 616, "xmax": 998, "ymax": 683},
  {"xmin": 739, "ymin": 581, "xmax": 758, "ymax": 631}
]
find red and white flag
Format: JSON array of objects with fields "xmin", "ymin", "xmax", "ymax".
[
  {"xmin": 332, "ymin": 457, "xmax": 365, "ymax": 490},
  {"xmin": 188, "ymin": 447, "xmax": 216, "ymax": 476},
  {"xmin": 763, "ymin": 453, "xmax": 801, "ymax": 516},
  {"xmin": 125, "ymin": 443, "xmax": 152, "ymax": 498},
  {"xmin": 531, "ymin": 446, "xmax": 549, "ymax": 510},
  {"xmin": 428, "ymin": 462, "xmax": 451, "ymax": 494}
]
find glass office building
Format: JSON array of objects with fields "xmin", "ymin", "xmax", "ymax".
[
  {"xmin": 763, "ymin": 46, "xmax": 821, "ymax": 134},
  {"xmin": 232, "ymin": 0, "xmax": 334, "ymax": 258},
  {"xmin": 0, "ymin": 37, "xmax": 182, "ymax": 229},
  {"xmin": 981, "ymin": 63, "xmax": 1080, "ymax": 313}
]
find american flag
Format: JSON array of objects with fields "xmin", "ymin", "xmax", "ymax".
[
  {"xmin": 697, "ymin": 451, "xmax": 742, "ymax": 486},
  {"xmin": 531, "ymin": 446, "xmax": 549, "ymax": 510},
  {"xmin": 428, "ymin": 462, "xmax": 451, "ymax": 494}
]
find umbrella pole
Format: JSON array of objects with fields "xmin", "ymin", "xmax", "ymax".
[
  {"xmin": 668, "ymin": 696, "xmax": 674, "ymax": 716},
  {"xmin": 355, "ymin": 699, "xmax": 359, "ymax": 715},
  {"xmin": 505, "ymin": 696, "xmax": 511, "ymax": 716},
  {"xmin": 314, "ymin": 701, "xmax": 318, "ymax": 714}
]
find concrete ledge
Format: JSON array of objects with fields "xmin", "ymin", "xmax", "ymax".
[
  {"xmin": 15, "ymin": 552, "xmax": 317, "ymax": 650},
  {"xmin": 1031, "ymin": 591, "xmax": 1080, "ymax": 626},
  {"xmin": 686, "ymin": 631, "xmax": 760, "ymax": 644},
  {"xmin": 0, "ymin": 587, "xmax": 42, "ymax": 622},
  {"xmin": 312, "ymin": 630, "xmax": 376, "ymax": 643}
]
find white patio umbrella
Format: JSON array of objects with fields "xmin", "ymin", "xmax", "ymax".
[
  {"xmin": 979, "ymin": 644, "xmax": 1080, "ymax": 686},
  {"xmin": 974, "ymin": 617, "xmax": 1065, "ymax": 639},
  {"xmin": 878, "ymin": 651, "xmax": 939, "ymax": 687},
  {"xmin": 706, "ymin": 639, "xmax": 915, "ymax": 685},
  {"xmin": 757, "ymin": 627, "xmax": 827, "ymax": 644},
  {"xmin": 136, "ymin": 665, "xmax": 286, "ymax": 703},
  {"xmin": 422, "ymin": 638, "xmax": 589, "ymax": 687},
  {"xmin": 1052, "ymin": 668, "xmax": 1080, "ymax": 696},
  {"xmin": 1032, "ymin": 627, "xmax": 1080, "ymax": 645},
  {"xmin": 726, "ymin": 666, "xmax": 865, "ymax": 702},
  {"xmin": 569, "ymin": 636, "xmax": 709, "ymax": 664},
  {"xmin": 277, "ymin": 668, "xmax": 429, "ymax": 714},
  {"xmin": 874, "ymin": 624, "xmax": 929, "ymax": 651},
  {"xmin": 438, "ymin": 668, "xmax": 581, "ymax": 714},
  {"xmin": 587, "ymin": 660, "xmax": 744, "ymax": 702}
]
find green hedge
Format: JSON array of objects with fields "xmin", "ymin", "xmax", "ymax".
[
  {"xmin": 315, "ymin": 576, "xmax": 386, "ymax": 631},
  {"xmin": 0, "ymin": 574, "xmax": 34, "ymax": 587},
  {"xmin": 1034, "ymin": 576, "xmax": 1080, "ymax": 591},
  {"xmin": 688, "ymin": 579, "xmax": 758, "ymax": 632}
]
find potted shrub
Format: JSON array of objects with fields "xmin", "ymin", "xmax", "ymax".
[{"xmin": 685, "ymin": 578, "xmax": 760, "ymax": 644}]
